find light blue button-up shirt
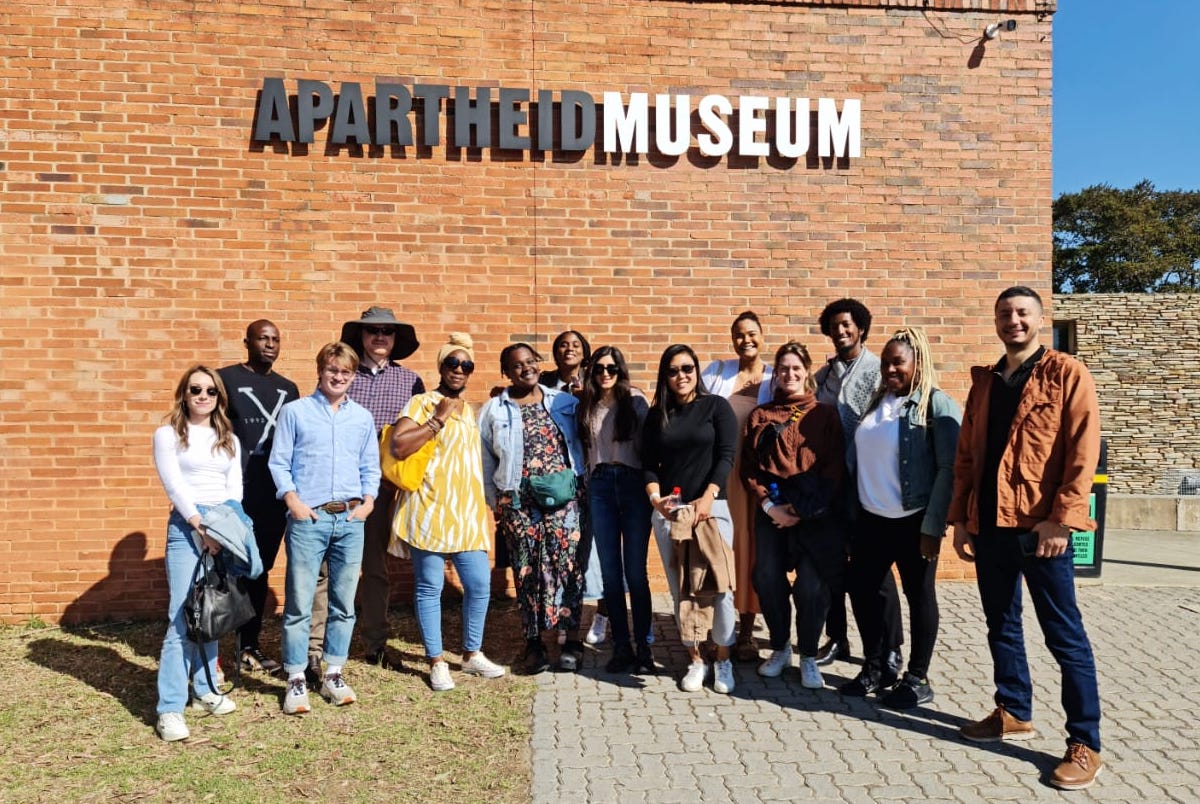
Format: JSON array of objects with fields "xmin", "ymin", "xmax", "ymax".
[{"xmin": 269, "ymin": 390, "xmax": 381, "ymax": 509}]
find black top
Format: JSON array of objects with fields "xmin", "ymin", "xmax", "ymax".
[
  {"xmin": 979, "ymin": 346, "xmax": 1046, "ymax": 530},
  {"xmin": 641, "ymin": 394, "xmax": 738, "ymax": 502},
  {"xmin": 217, "ymin": 364, "xmax": 300, "ymax": 495}
]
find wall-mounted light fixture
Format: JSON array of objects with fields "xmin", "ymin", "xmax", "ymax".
[{"xmin": 984, "ymin": 20, "xmax": 1018, "ymax": 40}]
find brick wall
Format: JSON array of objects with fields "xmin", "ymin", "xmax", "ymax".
[
  {"xmin": 0, "ymin": 0, "xmax": 1055, "ymax": 622},
  {"xmin": 1051, "ymin": 293, "xmax": 1200, "ymax": 496}
]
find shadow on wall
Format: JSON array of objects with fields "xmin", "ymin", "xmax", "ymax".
[{"xmin": 61, "ymin": 532, "xmax": 165, "ymax": 626}]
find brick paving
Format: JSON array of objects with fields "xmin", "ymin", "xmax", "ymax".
[{"xmin": 529, "ymin": 582, "xmax": 1200, "ymax": 802}]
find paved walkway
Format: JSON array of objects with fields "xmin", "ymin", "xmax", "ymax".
[{"xmin": 530, "ymin": 531, "xmax": 1200, "ymax": 801}]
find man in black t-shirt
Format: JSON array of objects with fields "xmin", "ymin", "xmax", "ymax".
[{"xmin": 219, "ymin": 319, "xmax": 300, "ymax": 675}]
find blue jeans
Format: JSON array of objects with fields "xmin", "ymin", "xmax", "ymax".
[
  {"xmin": 752, "ymin": 512, "xmax": 844, "ymax": 657},
  {"xmin": 589, "ymin": 464, "xmax": 653, "ymax": 646},
  {"xmin": 974, "ymin": 527, "xmax": 1101, "ymax": 751},
  {"xmin": 157, "ymin": 509, "xmax": 220, "ymax": 715},
  {"xmin": 281, "ymin": 510, "xmax": 364, "ymax": 675},
  {"xmin": 410, "ymin": 546, "xmax": 491, "ymax": 658},
  {"xmin": 651, "ymin": 501, "xmax": 736, "ymax": 648}
]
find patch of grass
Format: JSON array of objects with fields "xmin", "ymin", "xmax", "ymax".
[{"xmin": 0, "ymin": 597, "xmax": 534, "ymax": 803}]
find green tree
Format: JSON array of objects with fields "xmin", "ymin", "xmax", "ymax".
[{"xmin": 1052, "ymin": 180, "xmax": 1200, "ymax": 293}]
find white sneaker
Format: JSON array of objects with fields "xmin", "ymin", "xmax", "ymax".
[
  {"xmin": 713, "ymin": 659, "xmax": 735, "ymax": 694},
  {"xmin": 758, "ymin": 648, "xmax": 792, "ymax": 678},
  {"xmin": 283, "ymin": 678, "xmax": 311, "ymax": 715},
  {"xmin": 462, "ymin": 652, "xmax": 506, "ymax": 679},
  {"xmin": 680, "ymin": 660, "xmax": 709, "ymax": 692},
  {"xmin": 430, "ymin": 661, "xmax": 455, "ymax": 691},
  {"xmin": 321, "ymin": 672, "xmax": 357, "ymax": 706},
  {"xmin": 156, "ymin": 712, "xmax": 189, "ymax": 742},
  {"xmin": 191, "ymin": 691, "xmax": 236, "ymax": 715},
  {"xmin": 799, "ymin": 656, "xmax": 824, "ymax": 689},
  {"xmin": 585, "ymin": 614, "xmax": 609, "ymax": 646}
]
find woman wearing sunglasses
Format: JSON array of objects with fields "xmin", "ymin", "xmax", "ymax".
[
  {"xmin": 151, "ymin": 365, "xmax": 242, "ymax": 741},
  {"xmin": 389, "ymin": 334, "xmax": 505, "ymax": 692},
  {"xmin": 576, "ymin": 346, "xmax": 655, "ymax": 673},
  {"xmin": 699, "ymin": 311, "xmax": 774, "ymax": 662},
  {"xmin": 479, "ymin": 343, "xmax": 587, "ymax": 674},
  {"xmin": 642, "ymin": 344, "xmax": 739, "ymax": 694}
]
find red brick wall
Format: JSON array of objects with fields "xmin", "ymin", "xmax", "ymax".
[{"xmin": 0, "ymin": 0, "xmax": 1054, "ymax": 623}]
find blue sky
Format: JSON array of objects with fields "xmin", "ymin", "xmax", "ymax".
[{"xmin": 1054, "ymin": 0, "xmax": 1200, "ymax": 197}]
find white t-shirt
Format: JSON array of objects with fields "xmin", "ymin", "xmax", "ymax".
[
  {"xmin": 854, "ymin": 394, "xmax": 922, "ymax": 519},
  {"xmin": 153, "ymin": 423, "xmax": 242, "ymax": 522}
]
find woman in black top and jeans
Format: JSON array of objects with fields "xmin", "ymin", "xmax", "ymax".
[{"xmin": 641, "ymin": 344, "xmax": 739, "ymax": 695}]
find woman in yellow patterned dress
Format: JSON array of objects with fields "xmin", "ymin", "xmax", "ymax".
[{"xmin": 389, "ymin": 333, "xmax": 506, "ymax": 692}]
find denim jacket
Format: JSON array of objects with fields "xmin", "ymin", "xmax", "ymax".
[
  {"xmin": 848, "ymin": 387, "xmax": 962, "ymax": 537},
  {"xmin": 478, "ymin": 386, "xmax": 585, "ymax": 509}
]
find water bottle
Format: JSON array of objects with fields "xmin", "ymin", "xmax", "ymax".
[{"xmin": 663, "ymin": 486, "xmax": 683, "ymax": 516}]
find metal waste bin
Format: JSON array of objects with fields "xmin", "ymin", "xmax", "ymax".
[{"xmin": 1073, "ymin": 438, "xmax": 1107, "ymax": 578}]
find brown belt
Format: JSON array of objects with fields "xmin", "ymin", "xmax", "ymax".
[{"xmin": 317, "ymin": 499, "xmax": 361, "ymax": 514}]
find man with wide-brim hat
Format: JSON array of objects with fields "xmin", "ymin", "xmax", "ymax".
[{"xmin": 307, "ymin": 306, "xmax": 425, "ymax": 677}]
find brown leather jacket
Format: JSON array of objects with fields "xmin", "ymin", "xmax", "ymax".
[{"xmin": 948, "ymin": 349, "xmax": 1100, "ymax": 534}]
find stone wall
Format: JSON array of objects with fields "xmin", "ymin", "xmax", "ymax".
[{"xmin": 1052, "ymin": 293, "xmax": 1200, "ymax": 496}]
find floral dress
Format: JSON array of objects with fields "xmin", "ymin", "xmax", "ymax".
[{"xmin": 497, "ymin": 402, "xmax": 583, "ymax": 639}]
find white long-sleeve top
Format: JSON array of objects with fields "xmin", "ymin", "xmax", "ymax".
[{"xmin": 153, "ymin": 423, "xmax": 242, "ymax": 522}]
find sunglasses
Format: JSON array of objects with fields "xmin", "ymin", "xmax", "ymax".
[
  {"xmin": 443, "ymin": 356, "xmax": 475, "ymax": 374},
  {"xmin": 666, "ymin": 364, "xmax": 696, "ymax": 378},
  {"xmin": 363, "ymin": 326, "xmax": 395, "ymax": 336},
  {"xmin": 188, "ymin": 385, "xmax": 219, "ymax": 398},
  {"xmin": 592, "ymin": 363, "xmax": 620, "ymax": 377}
]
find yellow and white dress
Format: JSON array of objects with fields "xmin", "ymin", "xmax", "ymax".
[{"xmin": 390, "ymin": 392, "xmax": 491, "ymax": 555}]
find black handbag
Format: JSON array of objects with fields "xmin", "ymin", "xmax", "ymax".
[{"xmin": 184, "ymin": 553, "xmax": 256, "ymax": 644}]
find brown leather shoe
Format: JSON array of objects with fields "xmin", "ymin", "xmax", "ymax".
[
  {"xmin": 960, "ymin": 705, "xmax": 1037, "ymax": 742},
  {"xmin": 1050, "ymin": 742, "xmax": 1103, "ymax": 790}
]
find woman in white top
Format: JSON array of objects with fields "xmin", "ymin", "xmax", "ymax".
[
  {"xmin": 699, "ymin": 311, "xmax": 774, "ymax": 662},
  {"xmin": 151, "ymin": 365, "xmax": 242, "ymax": 741},
  {"xmin": 841, "ymin": 328, "xmax": 961, "ymax": 708}
]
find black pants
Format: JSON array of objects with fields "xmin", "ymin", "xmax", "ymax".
[
  {"xmin": 238, "ymin": 485, "xmax": 288, "ymax": 647},
  {"xmin": 752, "ymin": 513, "xmax": 844, "ymax": 656},
  {"xmin": 848, "ymin": 510, "xmax": 940, "ymax": 679},
  {"xmin": 826, "ymin": 515, "xmax": 904, "ymax": 653}
]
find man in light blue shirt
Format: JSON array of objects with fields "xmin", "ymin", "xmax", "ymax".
[{"xmin": 269, "ymin": 342, "xmax": 380, "ymax": 715}]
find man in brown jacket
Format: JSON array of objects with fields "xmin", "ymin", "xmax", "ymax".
[{"xmin": 948, "ymin": 286, "xmax": 1104, "ymax": 791}]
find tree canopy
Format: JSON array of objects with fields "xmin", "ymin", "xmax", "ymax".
[{"xmin": 1052, "ymin": 180, "xmax": 1200, "ymax": 293}]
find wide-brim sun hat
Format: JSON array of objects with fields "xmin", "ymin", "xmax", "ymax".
[{"xmin": 340, "ymin": 306, "xmax": 419, "ymax": 361}]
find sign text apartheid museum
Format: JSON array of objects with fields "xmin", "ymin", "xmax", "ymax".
[{"xmin": 251, "ymin": 78, "xmax": 862, "ymax": 159}]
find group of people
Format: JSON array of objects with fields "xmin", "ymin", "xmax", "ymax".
[{"xmin": 150, "ymin": 287, "xmax": 1106, "ymax": 790}]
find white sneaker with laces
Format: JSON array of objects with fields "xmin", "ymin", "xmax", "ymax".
[
  {"xmin": 283, "ymin": 678, "xmax": 311, "ymax": 715},
  {"xmin": 156, "ymin": 712, "xmax": 189, "ymax": 742},
  {"xmin": 680, "ymin": 660, "xmax": 709, "ymax": 692},
  {"xmin": 713, "ymin": 659, "xmax": 735, "ymax": 694},
  {"xmin": 191, "ymin": 691, "xmax": 236, "ymax": 715},
  {"xmin": 463, "ymin": 652, "xmax": 506, "ymax": 679},
  {"xmin": 799, "ymin": 656, "xmax": 824, "ymax": 689},
  {"xmin": 585, "ymin": 613, "xmax": 609, "ymax": 646},
  {"xmin": 430, "ymin": 661, "xmax": 455, "ymax": 691},
  {"xmin": 758, "ymin": 647, "xmax": 792, "ymax": 678},
  {"xmin": 321, "ymin": 672, "xmax": 357, "ymax": 705}
]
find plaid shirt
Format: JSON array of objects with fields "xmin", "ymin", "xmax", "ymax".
[{"xmin": 347, "ymin": 361, "xmax": 425, "ymax": 434}]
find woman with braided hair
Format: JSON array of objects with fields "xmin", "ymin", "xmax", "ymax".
[{"xmin": 840, "ymin": 327, "xmax": 961, "ymax": 708}]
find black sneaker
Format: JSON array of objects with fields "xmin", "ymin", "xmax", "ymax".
[
  {"xmin": 633, "ymin": 643, "xmax": 660, "ymax": 675},
  {"xmin": 304, "ymin": 655, "xmax": 323, "ymax": 687},
  {"xmin": 880, "ymin": 673, "xmax": 934, "ymax": 709},
  {"xmin": 556, "ymin": 640, "xmax": 584, "ymax": 673},
  {"xmin": 524, "ymin": 638, "xmax": 550, "ymax": 675},
  {"xmin": 606, "ymin": 642, "xmax": 636, "ymax": 674},
  {"xmin": 364, "ymin": 646, "xmax": 393, "ymax": 670},
  {"xmin": 815, "ymin": 638, "xmax": 850, "ymax": 667},
  {"xmin": 839, "ymin": 668, "xmax": 883, "ymax": 697},
  {"xmin": 886, "ymin": 648, "xmax": 904, "ymax": 678},
  {"xmin": 241, "ymin": 645, "xmax": 281, "ymax": 675}
]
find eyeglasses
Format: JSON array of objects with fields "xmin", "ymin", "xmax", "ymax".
[
  {"xmin": 442, "ymin": 356, "xmax": 475, "ymax": 374},
  {"xmin": 506, "ymin": 358, "xmax": 540, "ymax": 372},
  {"xmin": 323, "ymin": 367, "xmax": 355, "ymax": 379},
  {"xmin": 188, "ymin": 385, "xmax": 219, "ymax": 398},
  {"xmin": 363, "ymin": 326, "xmax": 395, "ymax": 337},
  {"xmin": 592, "ymin": 363, "xmax": 620, "ymax": 377},
  {"xmin": 666, "ymin": 364, "xmax": 696, "ymax": 378}
]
